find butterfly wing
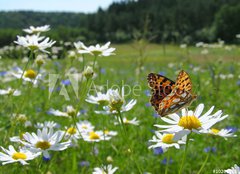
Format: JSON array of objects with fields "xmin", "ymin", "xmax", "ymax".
[
  {"xmin": 158, "ymin": 70, "xmax": 197, "ymax": 117},
  {"xmin": 158, "ymin": 89, "xmax": 197, "ymax": 116},
  {"xmin": 175, "ymin": 70, "xmax": 192, "ymax": 91},
  {"xmin": 147, "ymin": 73, "xmax": 175, "ymax": 113}
]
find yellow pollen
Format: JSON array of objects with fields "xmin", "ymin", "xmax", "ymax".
[
  {"xmin": 211, "ymin": 128, "xmax": 220, "ymax": 134},
  {"xmin": 24, "ymin": 69, "xmax": 37, "ymax": 79},
  {"xmin": 89, "ymin": 131, "xmax": 100, "ymax": 140},
  {"xmin": 12, "ymin": 152, "xmax": 27, "ymax": 160},
  {"xmin": 67, "ymin": 127, "xmax": 77, "ymax": 135},
  {"xmin": 35, "ymin": 141, "xmax": 51, "ymax": 150},
  {"xmin": 162, "ymin": 134, "xmax": 174, "ymax": 144},
  {"xmin": 178, "ymin": 116, "xmax": 201, "ymax": 130}
]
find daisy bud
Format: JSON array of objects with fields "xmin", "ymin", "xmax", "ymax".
[
  {"xmin": 106, "ymin": 156, "xmax": 113, "ymax": 163},
  {"xmin": 83, "ymin": 66, "xmax": 94, "ymax": 79}
]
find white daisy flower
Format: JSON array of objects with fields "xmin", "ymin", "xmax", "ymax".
[
  {"xmin": 86, "ymin": 91, "xmax": 110, "ymax": 105},
  {"xmin": 76, "ymin": 120, "xmax": 95, "ymax": 133},
  {"xmin": 12, "ymin": 67, "xmax": 42, "ymax": 85},
  {"xmin": 48, "ymin": 105, "xmax": 80, "ymax": 118},
  {"xmin": 0, "ymin": 145, "xmax": 41, "ymax": 165},
  {"xmin": 115, "ymin": 117, "xmax": 140, "ymax": 126},
  {"xmin": 103, "ymin": 130, "xmax": 118, "ymax": 137},
  {"xmin": 82, "ymin": 131, "xmax": 112, "ymax": 142},
  {"xmin": 20, "ymin": 128, "xmax": 70, "ymax": 158},
  {"xmin": 0, "ymin": 88, "xmax": 21, "ymax": 96},
  {"xmin": 74, "ymin": 41, "xmax": 87, "ymax": 51},
  {"xmin": 23, "ymin": 25, "xmax": 50, "ymax": 34},
  {"xmin": 64, "ymin": 126, "xmax": 81, "ymax": 143},
  {"xmin": 148, "ymin": 132, "xmax": 186, "ymax": 153},
  {"xmin": 95, "ymin": 87, "xmax": 136, "ymax": 115},
  {"xmin": 155, "ymin": 104, "xmax": 228, "ymax": 137},
  {"xmin": 201, "ymin": 128, "xmax": 237, "ymax": 139},
  {"xmin": 225, "ymin": 164, "xmax": 240, "ymax": 174},
  {"xmin": 78, "ymin": 42, "xmax": 115, "ymax": 57},
  {"xmin": 35, "ymin": 121, "xmax": 60, "ymax": 129},
  {"xmin": 14, "ymin": 34, "xmax": 55, "ymax": 53},
  {"xmin": 93, "ymin": 164, "xmax": 118, "ymax": 174}
]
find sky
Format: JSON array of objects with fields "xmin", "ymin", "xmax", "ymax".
[{"xmin": 0, "ymin": 0, "xmax": 121, "ymax": 13}]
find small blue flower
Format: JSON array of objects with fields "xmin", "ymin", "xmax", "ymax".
[
  {"xmin": 161, "ymin": 157, "xmax": 173, "ymax": 165},
  {"xmin": 225, "ymin": 126, "xmax": 238, "ymax": 133},
  {"xmin": 79, "ymin": 161, "xmax": 90, "ymax": 167},
  {"xmin": 158, "ymin": 71, "xmax": 166, "ymax": 76},
  {"xmin": 100, "ymin": 68, "xmax": 106, "ymax": 74},
  {"xmin": 43, "ymin": 155, "xmax": 51, "ymax": 162},
  {"xmin": 144, "ymin": 90, "xmax": 151, "ymax": 97},
  {"xmin": 145, "ymin": 103, "xmax": 151, "ymax": 107},
  {"xmin": 153, "ymin": 112, "xmax": 158, "ymax": 118},
  {"xmin": 80, "ymin": 109, "xmax": 87, "ymax": 114},
  {"xmin": 0, "ymin": 71, "xmax": 7, "ymax": 76},
  {"xmin": 236, "ymin": 80, "xmax": 240, "ymax": 86},
  {"xmin": 153, "ymin": 147, "xmax": 164, "ymax": 155},
  {"xmin": 61, "ymin": 79, "xmax": 71, "ymax": 86},
  {"xmin": 204, "ymin": 147, "xmax": 217, "ymax": 153}
]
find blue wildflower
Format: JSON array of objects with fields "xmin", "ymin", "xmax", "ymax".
[
  {"xmin": 161, "ymin": 157, "xmax": 173, "ymax": 165},
  {"xmin": 61, "ymin": 79, "xmax": 71, "ymax": 86},
  {"xmin": 153, "ymin": 147, "xmax": 164, "ymax": 155}
]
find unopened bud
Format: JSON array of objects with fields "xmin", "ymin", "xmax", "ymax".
[{"xmin": 83, "ymin": 66, "xmax": 94, "ymax": 79}]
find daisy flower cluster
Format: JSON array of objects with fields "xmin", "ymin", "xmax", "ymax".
[
  {"xmin": 1, "ymin": 124, "xmax": 71, "ymax": 165},
  {"xmin": 63, "ymin": 120, "xmax": 117, "ymax": 144},
  {"xmin": 15, "ymin": 25, "xmax": 55, "ymax": 53},
  {"xmin": 149, "ymin": 103, "xmax": 236, "ymax": 153}
]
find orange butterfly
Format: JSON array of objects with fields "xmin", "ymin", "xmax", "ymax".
[{"xmin": 147, "ymin": 70, "xmax": 197, "ymax": 117}]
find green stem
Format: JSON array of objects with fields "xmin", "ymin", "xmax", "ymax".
[
  {"xmin": 165, "ymin": 150, "xmax": 170, "ymax": 174},
  {"xmin": 92, "ymin": 55, "xmax": 97, "ymax": 70},
  {"xmin": 117, "ymin": 110, "xmax": 127, "ymax": 136},
  {"xmin": 116, "ymin": 110, "xmax": 143, "ymax": 173},
  {"xmin": 178, "ymin": 134, "xmax": 190, "ymax": 174},
  {"xmin": 197, "ymin": 153, "xmax": 210, "ymax": 174}
]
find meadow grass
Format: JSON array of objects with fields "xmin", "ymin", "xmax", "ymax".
[{"xmin": 0, "ymin": 43, "xmax": 239, "ymax": 173}]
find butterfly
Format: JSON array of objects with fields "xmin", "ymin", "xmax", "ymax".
[{"xmin": 147, "ymin": 70, "xmax": 197, "ymax": 117}]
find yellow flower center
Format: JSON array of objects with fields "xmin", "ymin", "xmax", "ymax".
[
  {"xmin": 109, "ymin": 100, "xmax": 123, "ymax": 112},
  {"xmin": 104, "ymin": 130, "xmax": 109, "ymax": 135},
  {"xmin": 211, "ymin": 128, "xmax": 220, "ymax": 134},
  {"xmin": 12, "ymin": 152, "xmax": 27, "ymax": 160},
  {"xmin": 162, "ymin": 134, "xmax": 174, "ymax": 144},
  {"xmin": 35, "ymin": 141, "xmax": 51, "ymax": 150},
  {"xmin": 67, "ymin": 127, "xmax": 77, "ymax": 135},
  {"xmin": 89, "ymin": 131, "xmax": 100, "ymax": 140},
  {"xmin": 178, "ymin": 116, "xmax": 201, "ymax": 130},
  {"xmin": 24, "ymin": 69, "xmax": 37, "ymax": 79}
]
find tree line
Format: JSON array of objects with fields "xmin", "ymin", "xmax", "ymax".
[{"xmin": 0, "ymin": 0, "xmax": 239, "ymax": 47}]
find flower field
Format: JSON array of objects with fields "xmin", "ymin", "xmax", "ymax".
[{"xmin": 0, "ymin": 26, "xmax": 239, "ymax": 174}]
